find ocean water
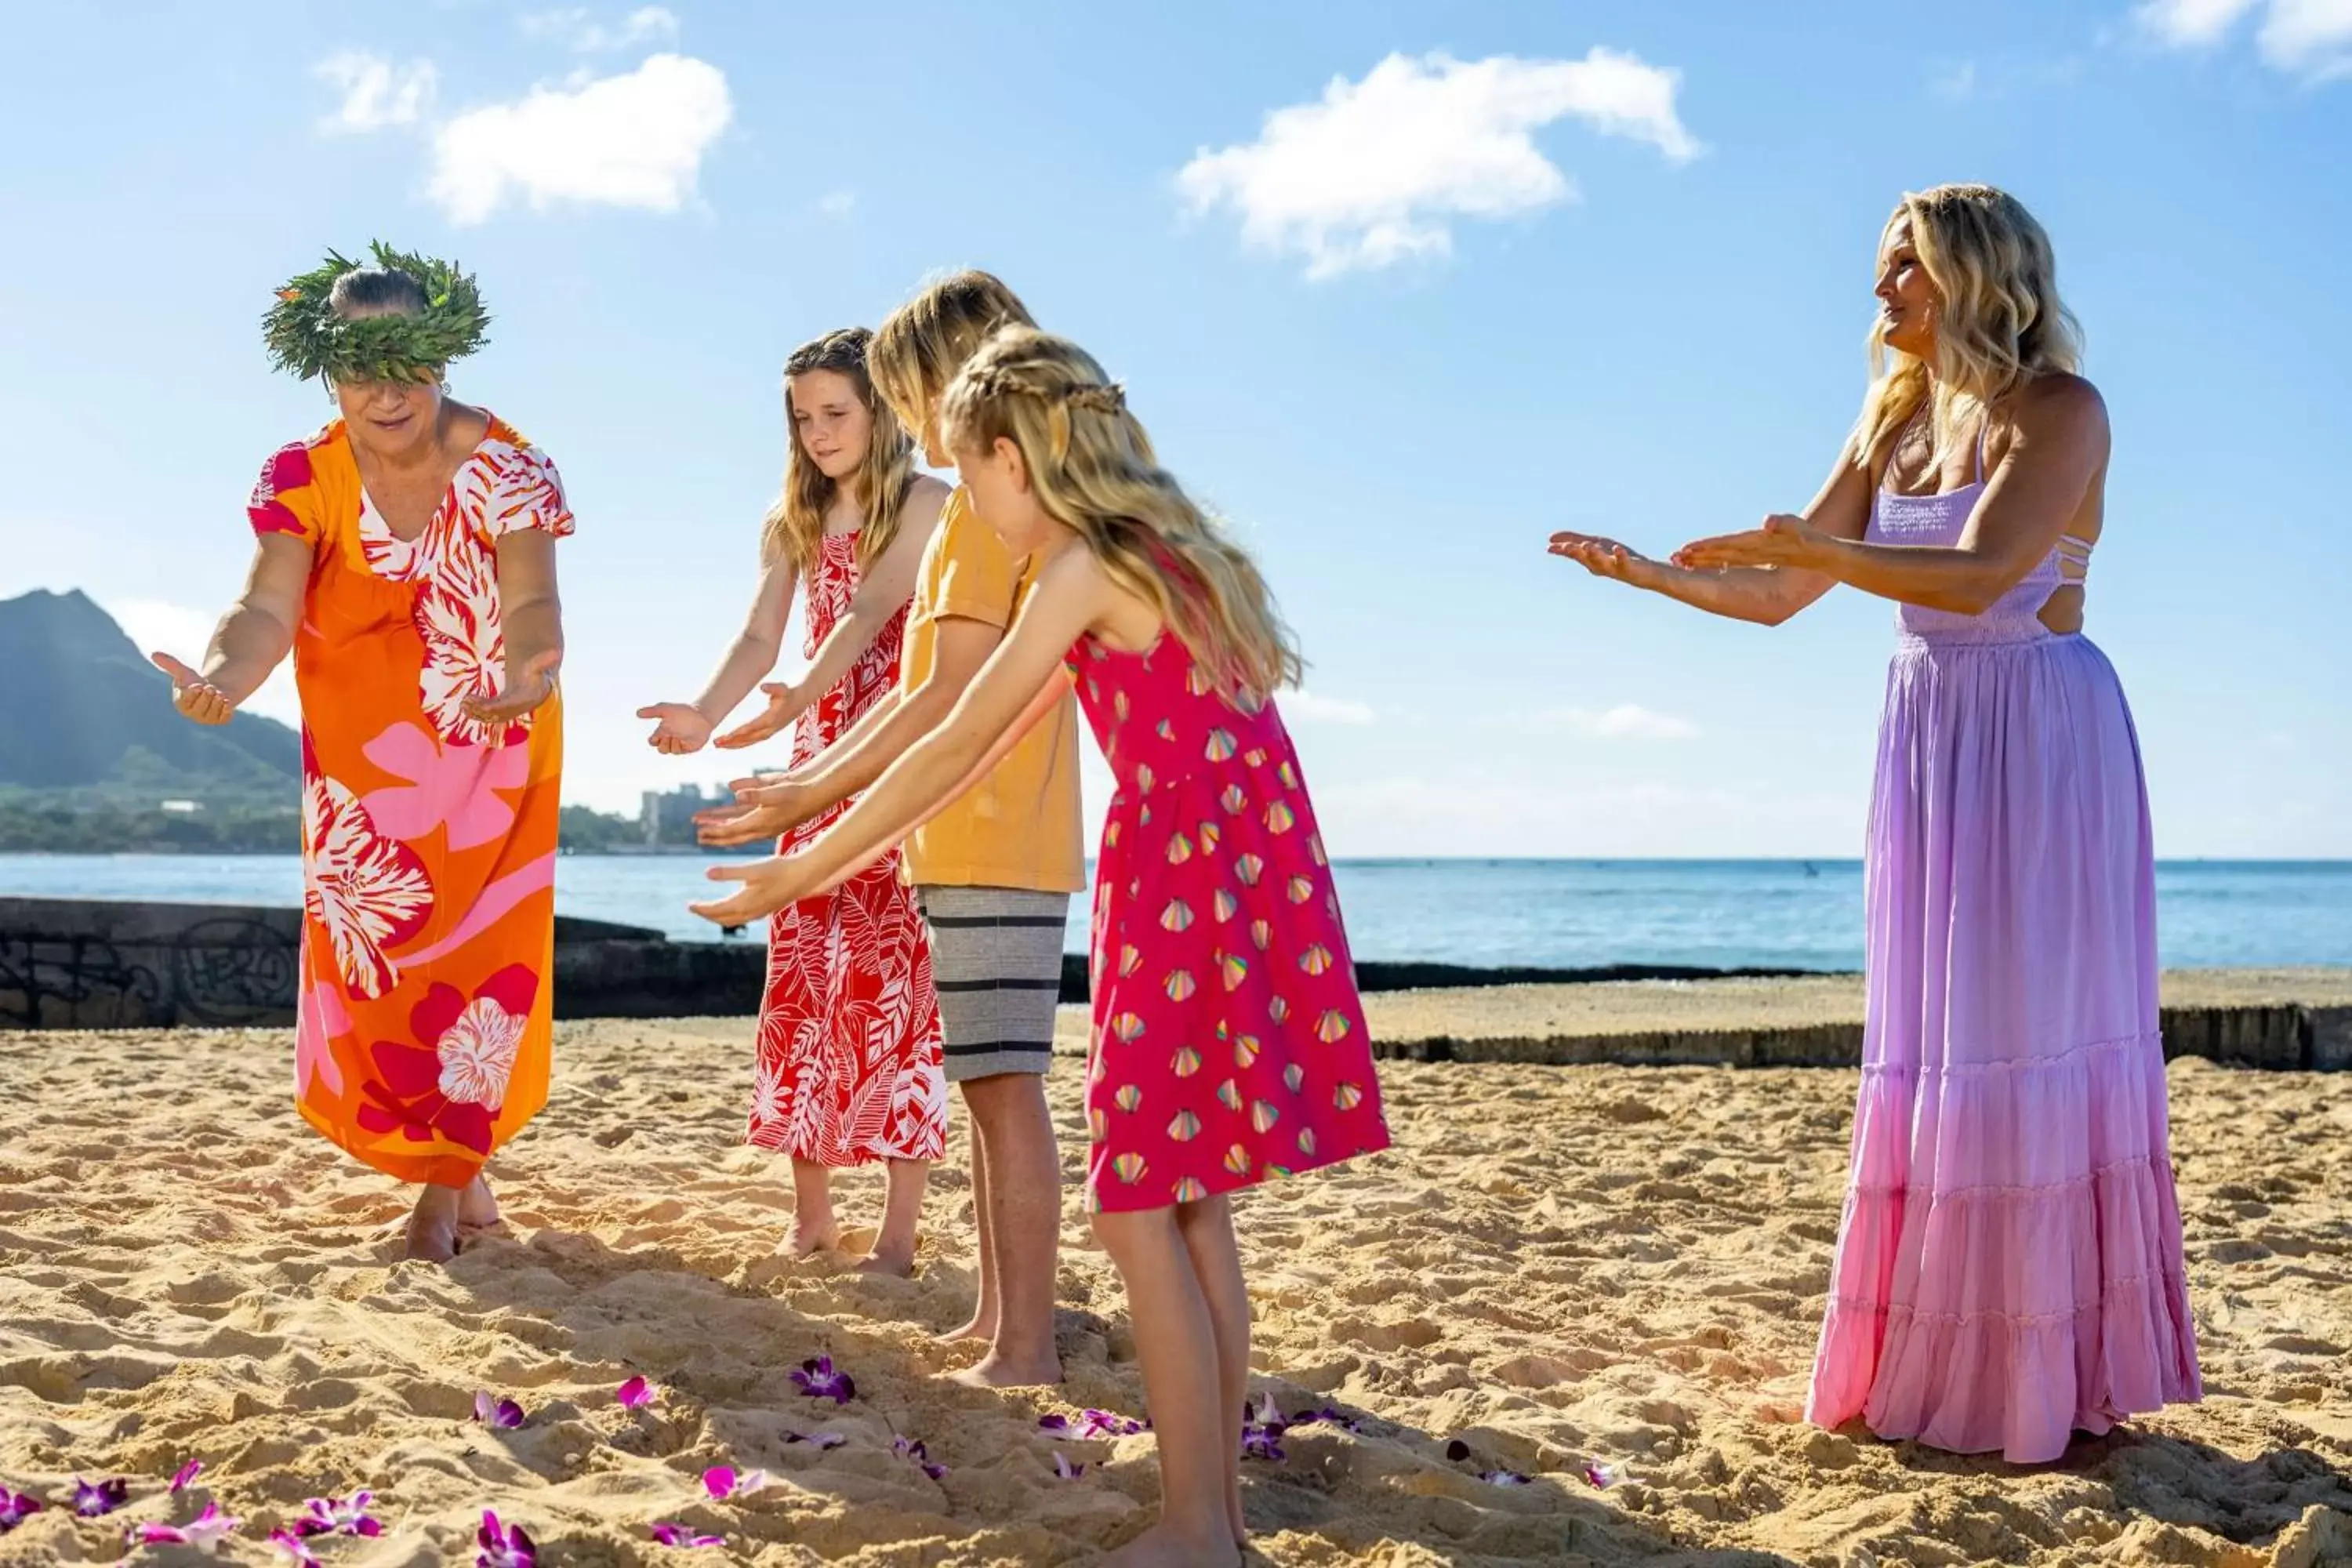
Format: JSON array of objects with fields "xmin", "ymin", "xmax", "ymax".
[{"xmin": 2, "ymin": 855, "xmax": 2345, "ymax": 971}]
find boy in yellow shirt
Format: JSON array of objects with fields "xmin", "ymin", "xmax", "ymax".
[{"xmin": 706, "ymin": 272, "xmax": 1081, "ymax": 1386}]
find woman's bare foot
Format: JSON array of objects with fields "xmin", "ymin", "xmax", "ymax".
[
  {"xmin": 404, "ymin": 1185, "xmax": 463, "ymax": 1263},
  {"xmin": 458, "ymin": 1174, "xmax": 500, "ymax": 1229},
  {"xmin": 946, "ymin": 1350, "xmax": 1062, "ymax": 1389},
  {"xmin": 786, "ymin": 1218, "xmax": 841, "ymax": 1258},
  {"xmin": 1100, "ymin": 1523, "xmax": 1240, "ymax": 1567}
]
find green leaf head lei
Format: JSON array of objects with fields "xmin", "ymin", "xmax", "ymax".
[{"xmin": 262, "ymin": 241, "xmax": 490, "ymax": 386}]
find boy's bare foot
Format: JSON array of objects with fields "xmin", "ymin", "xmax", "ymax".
[
  {"xmin": 786, "ymin": 1218, "xmax": 841, "ymax": 1258},
  {"xmin": 1100, "ymin": 1523, "xmax": 1241, "ymax": 1567},
  {"xmin": 853, "ymin": 1247, "xmax": 916, "ymax": 1279},
  {"xmin": 403, "ymin": 1185, "xmax": 463, "ymax": 1263},
  {"xmin": 946, "ymin": 1351, "xmax": 1062, "ymax": 1389},
  {"xmin": 938, "ymin": 1310, "xmax": 996, "ymax": 1345}
]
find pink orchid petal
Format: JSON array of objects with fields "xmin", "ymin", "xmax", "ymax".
[
  {"xmin": 0, "ymin": 1488, "xmax": 43, "ymax": 1530},
  {"xmin": 270, "ymin": 1529, "xmax": 325, "ymax": 1566},
  {"xmin": 650, "ymin": 1522, "xmax": 725, "ymax": 1548},
  {"xmin": 169, "ymin": 1459, "xmax": 204, "ymax": 1493},
  {"xmin": 616, "ymin": 1375, "xmax": 654, "ymax": 1409},
  {"xmin": 1582, "ymin": 1461, "xmax": 1617, "ymax": 1488}
]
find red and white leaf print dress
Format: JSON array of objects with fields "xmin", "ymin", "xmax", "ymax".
[{"xmin": 746, "ymin": 532, "xmax": 947, "ymax": 1165}]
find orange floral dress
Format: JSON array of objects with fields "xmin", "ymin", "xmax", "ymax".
[{"xmin": 249, "ymin": 415, "xmax": 572, "ymax": 1188}]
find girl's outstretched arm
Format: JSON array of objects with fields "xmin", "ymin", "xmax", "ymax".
[
  {"xmin": 715, "ymin": 481, "xmax": 949, "ymax": 750},
  {"xmin": 690, "ymin": 543, "xmax": 1111, "ymax": 925},
  {"xmin": 1549, "ymin": 433, "xmax": 1876, "ymax": 627},
  {"xmin": 639, "ymin": 552, "xmax": 797, "ymax": 754}
]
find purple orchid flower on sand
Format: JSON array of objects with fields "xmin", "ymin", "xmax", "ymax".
[
  {"xmin": 1240, "ymin": 1392, "xmax": 1290, "ymax": 1462},
  {"xmin": 74, "ymin": 1478, "xmax": 129, "ymax": 1518},
  {"xmin": 296, "ymin": 1492, "xmax": 382, "ymax": 1537},
  {"xmin": 1479, "ymin": 1469, "xmax": 1533, "ymax": 1486},
  {"xmin": 649, "ymin": 1521, "xmax": 725, "ymax": 1548},
  {"xmin": 128, "ymin": 1501, "xmax": 239, "ymax": 1548},
  {"xmin": 474, "ymin": 1390, "xmax": 527, "ymax": 1429},
  {"xmin": 0, "ymin": 1488, "xmax": 42, "ymax": 1530},
  {"xmin": 1040, "ymin": 1409, "xmax": 1148, "ymax": 1440},
  {"xmin": 1290, "ymin": 1405, "xmax": 1363, "ymax": 1434},
  {"xmin": 700, "ymin": 1466, "xmax": 772, "ymax": 1501},
  {"xmin": 169, "ymin": 1461, "xmax": 204, "ymax": 1494},
  {"xmin": 790, "ymin": 1356, "xmax": 854, "ymax": 1405},
  {"xmin": 1052, "ymin": 1452, "xmax": 1086, "ymax": 1481},
  {"xmin": 785, "ymin": 1431, "xmax": 844, "ymax": 1451},
  {"xmin": 269, "ymin": 1529, "xmax": 325, "ymax": 1566},
  {"xmin": 476, "ymin": 1508, "xmax": 537, "ymax": 1568},
  {"xmin": 1582, "ymin": 1461, "xmax": 1618, "ymax": 1488},
  {"xmin": 893, "ymin": 1438, "xmax": 947, "ymax": 1481},
  {"xmin": 616, "ymin": 1376, "xmax": 655, "ymax": 1410}
]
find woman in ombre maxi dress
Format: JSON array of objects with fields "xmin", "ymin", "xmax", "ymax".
[
  {"xmin": 1548, "ymin": 184, "xmax": 2198, "ymax": 1461},
  {"xmin": 156, "ymin": 252, "xmax": 570, "ymax": 1262}
]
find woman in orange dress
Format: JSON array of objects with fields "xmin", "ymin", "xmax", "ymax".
[{"xmin": 155, "ymin": 245, "xmax": 571, "ymax": 1261}]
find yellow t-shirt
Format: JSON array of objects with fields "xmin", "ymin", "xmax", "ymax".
[{"xmin": 900, "ymin": 488, "xmax": 1087, "ymax": 892}]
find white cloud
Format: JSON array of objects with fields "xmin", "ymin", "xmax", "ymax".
[
  {"xmin": 1503, "ymin": 703, "xmax": 1699, "ymax": 740},
  {"xmin": 1284, "ymin": 689, "xmax": 1377, "ymax": 724},
  {"xmin": 427, "ymin": 54, "xmax": 733, "ymax": 225},
  {"xmin": 521, "ymin": 6, "xmax": 681, "ymax": 53},
  {"xmin": 314, "ymin": 53, "xmax": 438, "ymax": 132},
  {"xmin": 817, "ymin": 190, "xmax": 856, "ymax": 219},
  {"xmin": 2136, "ymin": 0, "xmax": 2352, "ymax": 75},
  {"xmin": 1934, "ymin": 60, "xmax": 1980, "ymax": 100},
  {"xmin": 111, "ymin": 599, "xmax": 301, "ymax": 724},
  {"xmin": 2259, "ymin": 0, "xmax": 2352, "ymax": 74},
  {"xmin": 1177, "ymin": 49, "xmax": 1701, "ymax": 278}
]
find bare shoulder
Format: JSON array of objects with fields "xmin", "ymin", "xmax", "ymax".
[
  {"xmin": 901, "ymin": 472, "xmax": 952, "ymax": 524},
  {"xmin": 2008, "ymin": 372, "xmax": 2109, "ymax": 448}
]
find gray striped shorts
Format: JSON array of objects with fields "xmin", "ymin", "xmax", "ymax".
[{"xmin": 915, "ymin": 886, "xmax": 1072, "ymax": 1083}]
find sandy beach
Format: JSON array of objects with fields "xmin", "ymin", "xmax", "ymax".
[{"xmin": 4, "ymin": 981, "xmax": 2350, "ymax": 1566}]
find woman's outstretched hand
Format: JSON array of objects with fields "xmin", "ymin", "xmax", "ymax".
[
  {"xmin": 713, "ymin": 681, "xmax": 808, "ymax": 750},
  {"xmin": 1673, "ymin": 514, "xmax": 1824, "ymax": 572},
  {"xmin": 689, "ymin": 853, "xmax": 821, "ymax": 926},
  {"xmin": 151, "ymin": 652, "xmax": 235, "ymax": 725},
  {"xmin": 637, "ymin": 701, "xmax": 713, "ymax": 755},
  {"xmin": 1548, "ymin": 531, "xmax": 1655, "ymax": 585},
  {"xmin": 695, "ymin": 775, "xmax": 822, "ymax": 848},
  {"xmin": 464, "ymin": 648, "xmax": 562, "ymax": 731}
]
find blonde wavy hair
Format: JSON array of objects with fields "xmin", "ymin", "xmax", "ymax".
[
  {"xmin": 940, "ymin": 327, "xmax": 1301, "ymax": 703},
  {"xmin": 761, "ymin": 327, "xmax": 915, "ymax": 573},
  {"xmin": 870, "ymin": 270, "xmax": 1037, "ymax": 441},
  {"xmin": 1853, "ymin": 183, "xmax": 2083, "ymax": 469}
]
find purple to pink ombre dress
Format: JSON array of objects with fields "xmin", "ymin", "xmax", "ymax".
[{"xmin": 1804, "ymin": 428, "xmax": 2202, "ymax": 1463}]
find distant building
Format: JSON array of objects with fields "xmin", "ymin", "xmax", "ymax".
[{"xmin": 639, "ymin": 784, "xmax": 709, "ymax": 847}]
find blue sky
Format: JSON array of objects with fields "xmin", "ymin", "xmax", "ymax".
[{"xmin": 3, "ymin": 0, "xmax": 2346, "ymax": 858}]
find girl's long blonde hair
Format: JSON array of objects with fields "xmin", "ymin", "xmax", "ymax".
[
  {"xmin": 762, "ymin": 327, "xmax": 915, "ymax": 572},
  {"xmin": 1853, "ymin": 183, "xmax": 2083, "ymax": 469},
  {"xmin": 869, "ymin": 270, "xmax": 1037, "ymax": 441},
  {"xmin": 940, "ymin": 327, "xmax": 1301, "ymax": 705}
]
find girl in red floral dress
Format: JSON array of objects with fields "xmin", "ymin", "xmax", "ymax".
[
  {"xmin": 692, "ymin": 327, "xmax": 1389, "ymax": 1567},
  {"xmin": 642, "ymin": 328, "xmax": 949, "ymax": 1274}
]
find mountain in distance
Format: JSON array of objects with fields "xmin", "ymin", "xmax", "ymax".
[{"xmin": 0, "ymin": 589, "xmax": 299, "ymax": 794}]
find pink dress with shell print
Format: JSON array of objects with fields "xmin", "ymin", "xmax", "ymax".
[{"xmin": 1070, "ymin": 628, "xmax": 1390, "ymax": 1214}]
